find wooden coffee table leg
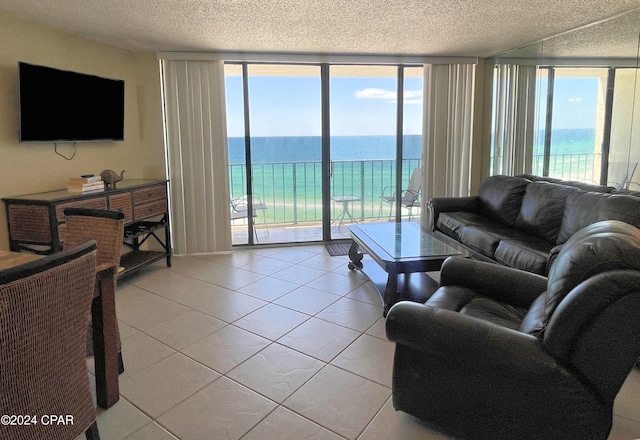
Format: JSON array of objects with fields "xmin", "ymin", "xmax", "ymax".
[{"xmin": 347, "ymin": 240, "xmax": 363, "ymax": 270}]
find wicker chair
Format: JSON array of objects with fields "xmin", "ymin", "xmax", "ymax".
[
  {"xmin": 0, "ymin": 240, "xmax": 100, "ymax": 440},
  {"xmin": 63, "ymin": 208, "xmax": 125, "ymax": 409}
]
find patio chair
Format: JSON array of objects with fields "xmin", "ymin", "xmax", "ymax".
[
  {"xmin": 0, "ymin": 240, "xmax": 100, "ymax": 440},
  {"xmin": 230, "ymin": 194, "xmax": 269, "ymax": 242},
  {"xmin": 607, "ymin": 161, "xmax": 638, "ymax": 190},
  {"xmin": 63, "ymin": 207, "xmax": 126, "ymax": 409},
  {"xmin": 379, "ymin": 168, "xmax": 422, "ymax": 220}
]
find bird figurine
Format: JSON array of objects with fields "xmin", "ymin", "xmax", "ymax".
[{"xmin": 100, "ymin": 169, "xmax": 125, "ymax": 189}]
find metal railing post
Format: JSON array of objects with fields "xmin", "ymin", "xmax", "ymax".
[
  {"xmin": 292, "ymin": 163, "xmax": 298, "ymax": 224},
  {"xmin": 360, "ymin": 161, "xmax": 365, "ymax": 220}
]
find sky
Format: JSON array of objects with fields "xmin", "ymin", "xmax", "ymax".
[
  {"xmin": 226, "ymin": 69, "xmax": 601, "ymax": 139},
  {"xmin": 538, "ymin": 77, "xmax": 600, "ymax": 130},
  {"xmin": 225, "ymin": 74, "xmax": 424, "ymax": 138}
]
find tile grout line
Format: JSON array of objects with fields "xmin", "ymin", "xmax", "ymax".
[{"xmin": 113, "ymin": 248, "xmax": 394, "ymax": 439}]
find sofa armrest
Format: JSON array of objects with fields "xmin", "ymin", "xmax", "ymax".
[
  {"xmin": 439, "ymin": 257, "xmax": 547, "ymax": 308},
  {"xmin": 386, "ymin": 301, "xmax": 560, "ymax": 376},
  {"xmin": 428, "ymin": 196, "xmax": 480, "ymax": 230}
]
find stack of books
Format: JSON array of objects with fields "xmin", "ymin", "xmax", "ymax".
[{"xmin": 67, "ymin": 175, "xmax": 105, "ymax": 193}]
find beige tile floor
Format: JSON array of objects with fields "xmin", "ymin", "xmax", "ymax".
[{"xmin": 85, "ymin": 244, "xmax": 640, "ymax": 440}]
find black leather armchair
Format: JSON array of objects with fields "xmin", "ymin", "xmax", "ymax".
[{"xmin": 386, "ymin": 220, "xmax": 640, "ymax": 440}]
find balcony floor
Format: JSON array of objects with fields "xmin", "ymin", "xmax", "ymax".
[{"xmin": 232, "ymin": 216, "xmax": 420, "ymax": 246}]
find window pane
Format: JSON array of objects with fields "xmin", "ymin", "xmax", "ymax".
[
  {"xmin": 225, "ymin": 64, "xmax": 249, "ymax": 245},
  {"xmin": 329, "ymin": 65, "xmax": 397, "ymax": 238},
  {"xmin": 226, "ymin": 64, "xmax": 323, "ymax": 245},
  {"xmin": 547, "ymin": 68, "xmax": 607, "ymax": 183},
  {"xmin": 247, "ymin": 64, "xmax": 322, "ymax": 244},
  {"xmin": 402, "ymin": 67, "xmax": 423, "ymax": 221},
  {"xmin": 609, "ymin": 68, "xmax": 640, "ymax": 189},
  {"xmin": 532, "ymin": 68, "xmax": 548, "ymax": 176}
]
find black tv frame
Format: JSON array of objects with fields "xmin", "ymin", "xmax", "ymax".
[{"xmin": 18, "ymin": 62, "xmax": 125, "ymax": 143}]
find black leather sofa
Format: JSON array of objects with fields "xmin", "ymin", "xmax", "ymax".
[
  {"xmin": 386, "ymin": 220, "xmax": 640, "ymax": 440},
  {"xmin": 429, "ymin": 174, "xmax": 640, "ymax": 274}
]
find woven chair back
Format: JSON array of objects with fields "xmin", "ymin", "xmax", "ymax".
[
  {"xmin": 63, "ymin": 208, "xmax": 125, "ymax": 268},
  {"xmin": 0, "ymin": 241, "xmax": 97, "ymax": 440}
]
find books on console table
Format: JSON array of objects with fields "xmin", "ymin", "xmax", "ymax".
[
  {"xmin": 69, "ymin": 175, "xmax": 102, "ymax": 184},
  {"xmin": 67, "ymin": 177, "xmax": 105, "ymax": 193}
]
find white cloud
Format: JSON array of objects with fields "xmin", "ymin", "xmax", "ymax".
[
  {"xmin": 404, "ymin": 90, "xmax": 423, "ymax": 99},
  {"xmin": 355, "ymin": 88, "xmax": 423, "ymax": 104},
  {"xmin": 568, "ymin": 97, "xmax": 583, "ymax": 102},
  {"xmin": 355, "ymin": 88, "xmax": 396, "ymax": 100}
]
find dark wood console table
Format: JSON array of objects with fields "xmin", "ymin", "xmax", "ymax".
[{"xmin": 2, "ymin": 179, "xmax": 171, "ymax": 278}]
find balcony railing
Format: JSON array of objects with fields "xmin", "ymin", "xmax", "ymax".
[
  {"xmin": 532, "ymin": 152, "xmax": 602, "ymax": 183},
  {"xmin": 230, "ymin": 158, "xmax": 422, "ymax": 226},
  {"xmin": 492, "ymin": 152, "xmax": 602, "ymax": 184},
  {"xmin": 231, "ymin": 151, "xmax": 604, "ymax": 233}
]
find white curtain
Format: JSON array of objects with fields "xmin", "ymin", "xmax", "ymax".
[
  {"xmin": 422, "ymin": 63, "xmax": 475, "ymax": 221},
  {"xmin": 492, "ymin": 63, "xmax": 537, "ymax": 176},
  {"xmin": 161, "ymin": 60, "xmax": 232, "ymax": 254}
]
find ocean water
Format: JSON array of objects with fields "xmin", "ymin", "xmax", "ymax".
[
  {"xmin": 535, "ymin": 128, "xmax": 597, "ymax": 155},
  {"xmin": 228, "ymin": 129, "xmax": 597, "ymax": 224},
  {"xmin": 229, "ymin": 129, "xmax": 596, "ymax": 165},
  {"xmin": 228, "ymin": 134, "xmax": 423, "ymax": 164}
]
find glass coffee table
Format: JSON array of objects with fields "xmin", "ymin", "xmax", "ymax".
[{"xmin": 347, "ymin": 222, "xmax": 470, "ymax": 315}]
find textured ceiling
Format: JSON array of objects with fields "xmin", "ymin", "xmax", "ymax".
[
  {"xmin": 1, "ymin": 0, "xmax": 640, "ymax": 58},
  {"xmin": 537, "ymin": 8, "xmax": 640, "ymax": 59}
]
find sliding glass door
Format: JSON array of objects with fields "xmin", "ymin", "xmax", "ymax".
[
  {"xmin": 226, "ymin": 63, "xmax": 423, "ymax": 245},
  {"xmin": 328, "ymin": 66, "xmax": 397, "ymax": 239},
  {"xmin": 609, "ymin": 68, "xmax": 640, "ymax": 189},
  {"xmin": 540, "ymin": 68, "xmax": 608, "ymax": 183},
  {"xmin": 327, "ymin": 65, "xmax": 423, "ymax": 239},
  {"xmin": 226, "ymin": 64, "xmax": 322, "ymax": 245},
  {"xmin": 510, "ymin": 65, "xmax": 638, "ymax": 188},
  {"xmin": 402, "ymin": 67, "xmax": 425, "ymax": 219}
]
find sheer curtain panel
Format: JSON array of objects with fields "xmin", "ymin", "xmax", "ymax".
[
  {"xmin": 422, "ymin": 63, "xmax": 475, "ymax": 226},
  {"xmin": 162, "ymin": 60, "xmax": 232, "ymax": 254}
]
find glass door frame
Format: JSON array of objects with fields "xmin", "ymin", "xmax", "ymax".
[
  {"xmin": 324, "ymin": 64, "xmax": 418, "ymax": 241},
  {"xmin": 227, "ymin": 61, "xmax": 421, "ymax": 245},
  {"xmin": 538, "ymin": 66, "xmax": 616, "ymax": 184}
]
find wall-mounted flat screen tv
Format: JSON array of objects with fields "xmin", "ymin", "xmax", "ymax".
[{"xmin": 18, "ymin": 62, "xmax": 125, "ymax": 143}]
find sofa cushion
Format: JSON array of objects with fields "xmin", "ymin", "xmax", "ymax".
[
  {"xmin": 595, "ymin": 194, "xmax": 640, "ymax": 227},
  {"xmin": 516, "ymin": 174, "xmax": 614, "ymax": 193},
  {"xmin": 517, "ymin": 173, "xmax": 562, "ymax": 184},
  {"xmin": 560, "ymin": 180, "xmax": 613, "ymax": 193},
  {"xmin": 614, "ymin": 188, "xmax": 640, "ymax": 198},
  {"xmin": 514, "ymin": 182, "xmax": 576, "ymax": 243},
  {"xmin": 459, "ymin": 296, "xmax": 527, "ymax": 331},
  {"xmin": 494, "ymin": 235, "xmax": 554, "ymax": 275},
  {"xmin": 437, "ymin": 212, "xmax": 497, "ymax": 242},
  {"xmin": 426, "ymin": 286, "xmax": 527, "ymax": 331},
  {"xmin": 477, "ymin": 175, "xmax": 530, "ymax": 226},
  {"xmin": 557, "ymin": 191, "xmax": 640, "ymax": 244},
  {"xmin": 557, "ymin": 191, "xmax": 602, "ymax": 244},
  {"xmin": 459, "ymin": 223, "xmax": 512, "ymax": 258}
]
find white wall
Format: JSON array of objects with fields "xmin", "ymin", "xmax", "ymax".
[{"xmin": 0, "ymin": 11, "xmax": 166, "ymax": 250}]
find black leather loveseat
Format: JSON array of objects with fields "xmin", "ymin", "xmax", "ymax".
[{"xmin": 429, "ymin": 174, "xmax": 640, "ymax": 275}]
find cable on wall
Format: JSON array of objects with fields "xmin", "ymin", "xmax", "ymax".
[{"xmin": 54, "ymin": 142, "xmax": 77, "ymax": 160}]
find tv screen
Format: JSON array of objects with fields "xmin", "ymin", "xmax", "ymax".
[{"xmin": 18, "ymin": 62, "xmax": 125, "ymax": 143}]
